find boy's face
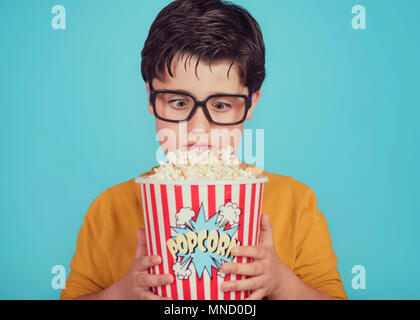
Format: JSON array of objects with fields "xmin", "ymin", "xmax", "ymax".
[{"xmin": 146, "ymin": 54, "xmax": 261, "ymax": 156}]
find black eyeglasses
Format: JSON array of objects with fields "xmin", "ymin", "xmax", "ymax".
[{"xmin": 148, "ymin": 82, "xmax": 254, "ymax": 126}]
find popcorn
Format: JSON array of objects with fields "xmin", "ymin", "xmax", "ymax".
[{"xmin": 147, "ymin": 146, "xmax": 262, "ymax": 180}]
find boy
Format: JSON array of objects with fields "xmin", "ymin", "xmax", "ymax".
[{"xmin": 60, "ymin": 0, "xmax": 347, "ymax": 300}]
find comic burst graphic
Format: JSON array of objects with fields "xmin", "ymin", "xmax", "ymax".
[{"xmin": 168, "ymin": 202, "xmax": 242, "ymax": 280}]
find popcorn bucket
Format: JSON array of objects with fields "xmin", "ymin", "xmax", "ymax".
[{"xmin": 135, "ymin": 176, "xmax": 268, "ymax": 300}]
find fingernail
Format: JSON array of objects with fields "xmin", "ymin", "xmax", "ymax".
[{"xmin": 232, "ymin": 247, "xmax": 239, "ymax": 255}]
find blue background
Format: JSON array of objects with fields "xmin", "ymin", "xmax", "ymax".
[{"xmin": 1, "ymin": 0, "xmax": 419, "ymax": 299}]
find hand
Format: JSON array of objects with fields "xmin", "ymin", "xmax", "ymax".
[
  {"xmin": 108, "ymin": 227, "xmax": 174, "ymax": 300},
  {"xmin": 220, "ymin": 213, "xmax": 289, "ymax": 300}
]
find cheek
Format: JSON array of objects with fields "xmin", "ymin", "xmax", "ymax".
[
  {"xmin": 155, "ymin": 120, "xmax": 188, "ymax": 152},
  {"xmin": 209, "ymin": 124, "xmax": 244, "ymax": 152},
  {"xmin": 229, "ymin": 125, "xmax": 244, "ymax": 150}
]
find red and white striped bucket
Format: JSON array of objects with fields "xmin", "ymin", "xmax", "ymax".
[{"xmin": 136, "ymin": 176, "xmax": 268, "ymax": 300}]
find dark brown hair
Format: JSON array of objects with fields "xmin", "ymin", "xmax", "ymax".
[{"xmin": 141, "ymin": 0, "xmax": 266, "ymax": 95}]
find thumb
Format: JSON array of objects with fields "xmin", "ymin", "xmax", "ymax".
[
  {"xmin": 258, "ymin": 213, "xmax": 274, "ymax": 247},
  {"xmin": 134, "ymin": 227, "xmax": 148, "ymax": 260}
]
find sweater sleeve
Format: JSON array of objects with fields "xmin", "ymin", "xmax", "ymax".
[
  {"xmin": 292, "ymin": 186, "xmax": 347, "ymax": 300},
  {"xmin": 59, "ymin": 190, "xmax": 114, "ymax": 300}
]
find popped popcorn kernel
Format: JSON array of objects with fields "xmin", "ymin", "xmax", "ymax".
[{"xmin": 146, "ymin": 146, "xmax": 261, "ymax": 180}]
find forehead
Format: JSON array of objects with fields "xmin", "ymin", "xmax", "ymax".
[{"xmin": 152, "ymin": 53, "xmax": 247, "ymax": 97}]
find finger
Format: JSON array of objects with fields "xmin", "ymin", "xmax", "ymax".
[
  {"xmin": 136, "ymin": 255, "xmax": 162, "ymax": 271},
  {"xmin": 221, "ymin": 276, "xmax": 262, "ymax": 292},
  {"xmin": 231, "ymin": 245, "xmax": 267, "ymax": 260},
  {"xmin": 134, "ymin": 228, "xmax": 148, "ymax": 260},
  {"xmin": 221, "ymin": 261, "xmax": 264, "ymax": 276},
  {"xmin": 137, "ymin": 273, "xmax": 174, "ymax": 288},
  {"xmin": 258, "ymin": 214, "xmax": 274, "ymax": 247},
  {"xmin": 244, "ymin": 288, "xmax": 266, "ymax": 300}
]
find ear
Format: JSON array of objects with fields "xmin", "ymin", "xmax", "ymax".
[
  {"xmin": 146, "ymin": 82, "xmax": 154, "ymax": 116},
  {"xmin": 245, "ymin": 89, "xmax": 262, "ymax": 120}
]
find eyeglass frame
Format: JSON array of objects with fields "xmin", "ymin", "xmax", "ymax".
[{"xmin": 148, "ymin": 82, "xmax": 254, "ymax": 126}]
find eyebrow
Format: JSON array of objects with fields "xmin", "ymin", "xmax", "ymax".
[
  {"xmin": 149, "ymin": 82, "xmax": 246, "ymax": 96},
  {"xmin": 161, "ymin": 88, "xmax": 241, "ymax": 96}
]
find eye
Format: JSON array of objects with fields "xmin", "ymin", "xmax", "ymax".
[
  {"xmin": 169, "ymin": 99, "xmax": 189, "ymax": 109},
  {"xmin": 212, "ymin": 102, "xmax": 231, "ymax": 112}
]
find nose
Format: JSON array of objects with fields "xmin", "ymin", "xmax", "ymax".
[{"xmin": 188, "ymin": 105, "xmax": 211, "ymax": 132}]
